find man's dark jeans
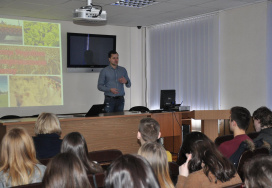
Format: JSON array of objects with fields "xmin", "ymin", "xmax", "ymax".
[{"xmin": 104, "ymin": 96, "xmax": 124, "ymax": 113}]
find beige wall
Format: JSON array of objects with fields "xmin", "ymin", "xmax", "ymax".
[
  {"xmin": 219, "ymin": 2, "xmax": 268, "ymax": 113},
  {"xmin": 1, "ymin": 15, "xmax": 144, "ymax": 116},
  {"xmin": 1, "ymin": 1, "xmax": 270, "ymax": 116}
]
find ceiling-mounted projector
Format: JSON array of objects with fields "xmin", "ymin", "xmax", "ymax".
[{"xmin": 73, "ymin": 0, "xmax": 106, "ymax": 22}]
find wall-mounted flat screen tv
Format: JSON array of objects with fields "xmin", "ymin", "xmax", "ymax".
[{"xmin": 67, "ymin": 32, "xmax": 116, "ymax": 72}]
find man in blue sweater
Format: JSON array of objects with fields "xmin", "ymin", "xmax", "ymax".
[{"xmin": 97, "ymin": 50, "xmax": 131, "ymax": 113}]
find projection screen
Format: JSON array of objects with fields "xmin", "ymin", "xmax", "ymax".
[{"xmin": 0, "ymin": 18, "xmax": 63, "ymax": 108}]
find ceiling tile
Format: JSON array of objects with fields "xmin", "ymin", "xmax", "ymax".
[
  {"xmin": 0, "ymin": 0, "xmax": 263, "ymax": 26},
  {"xmin": 198, "ymin": 0, "xmax": 247, "ymax": 10}
]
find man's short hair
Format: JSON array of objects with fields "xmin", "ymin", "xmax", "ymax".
[
  {"xmin": 253, "ymin": 106, "xmax": 272, "ymax": 128},
  {"xmin": 138, "ymin": 118, "xmax": 160, "ymax": 143},
  {"xmin": 108, "ymin": 50, "xmax": 118, "ymax": 58},
  {"xmin": 230, "ymin": 106, "xmax": 251, "ymax": 131}
]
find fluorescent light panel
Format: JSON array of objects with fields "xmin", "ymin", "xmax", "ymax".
[{"xmin": 111, "ymin": 0, "xmax": 158, "ymax": 8}]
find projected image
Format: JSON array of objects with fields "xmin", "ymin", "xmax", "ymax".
[
  {"xmin": 10, "ymin": 76, "xmax": 62, "ymax": 107},
  {"xmin": 0, "ymin": 18, "xmax": 62, "ymax": 107},
  {"xmin": 0, "ymin": 46, "xmax": 61, "ymax": 75},
  {"xmin": 24, "ymin": 21, "xmax": 60, "ymax": 47},
  {"xmin": 0, "ymin": 18, "xmax": 23, "ymax": 45},
  {"xmin": 0, "ymin": 76, "xmax": 8, "ymax": 107}
]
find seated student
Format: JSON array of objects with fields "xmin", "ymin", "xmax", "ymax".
[
  {"xmin": 138, "ymin": 142, "xmax": 174, "ymax": 188},
  {"xmin": 178, "ymin": 132, "xmax": 242, "ymax": 188},
  {"xmin": 137, "ymin": 117, "xmax": 172, "ymax": 161},
  {"xmin": 104, "ymin": 154, "xmax": 160, "ymax": 188},
  {"xmin": 33, "ymin": 112, "xmax": 62, "ymax": 159},
  {"xmin": 218, "ymin": 106, "xmax": 251, "ymax": 158},
  {"xmin": 244, "ymin": 155, "xmax": 272, "ymax": 188},
  {"xmin": 0, "ymin": 128, "xmax": 46, "ymax": 187},
  {"xmin": 42, "ymin": 152, "xmax": 91, "ymax": 188},
  {"xmin": 252, "ymin": 106, "xmax": 272, "ymax": 154},
  {"xmin": 61, "ymin": 132, "xmax": 103, "ymax": 174}
]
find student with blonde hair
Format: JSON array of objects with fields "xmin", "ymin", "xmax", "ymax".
[
  {"xmin": 33, "ymin": 112, "xmax": 62, "ymax": 159},
  {"xmin": 0, "ymin": 127, "xmax": 46, "ymax": 187},
  {"xmin": 138, "ymin": 142, "xmax": 174, "ymax": 188}
]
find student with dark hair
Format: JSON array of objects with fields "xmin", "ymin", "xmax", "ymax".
[
  {"xmin": 244, "ymin": 155, "xmax": 272, "ymax": 188},
  {"xmin": 61, "ymin": 132, "xmax": 103, "ymax": 174},
  {"xmin": 104, "ymin": 154, "xmax": 160, "ymax": 188},
  {"xmin": 177, "ymin": 132, "xmax": 242, "ymax": 188},
  {"xmin": 97, "ymin": 50, "xmax": 131, "ymax": 113},
  {"xmin": 252, "ymin": 106, "xmax": 272, "ymax": 154},
  {"xmin": 42, "ymin": 152, "xmax": 91, "ymax": 188},
  {"xmin": 137, "ymin": 117, "xmax": 172, "ymax": 161},
  {"xmin": 218, "ymin": 106, "xmax": 252, "ymax": 158},
  {"xmin": 138, "ymin": 142, "xmax": 174, "ymax": 188}
]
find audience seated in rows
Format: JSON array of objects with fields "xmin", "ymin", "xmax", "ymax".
[
  {"xmin": 104, "ymin": 154, "xmax": 160, "ymax": 188},
  {"xmin": 33, "ymin": 112, "xmax": 62, "ymax": 159},
  {"xmin": 137, "ymin": 117, "xmax": 172, "ymax": 161},
  {"xmin": 178, "ymin": 132, "xmax": 242, "ymax": 188},
  {"xmin": 61, "ymin": 132, "xmax": 103, "ymax": 174},
  {"xmin": 138, "ymin": 142, "xmax": 174, "ymax": 188},
  {"xmin": 252, "ymin": 106, "xmax": 272, "ymax": 154},
  {"xmin": 218, "ymin": 106, "xmax": 252, "ymax": 158},
  {"xmin": 244, "ymin": 155, "xmax": 272, "ymax": 188},
  {"xmin": 0, "ymin": 128, "xmax": 46, "ymax": 187},
  {"xmin": 42, "ymin": 152, "xmax": 91, "ymax": 188}
]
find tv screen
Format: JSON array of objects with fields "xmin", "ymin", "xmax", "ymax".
[
  {"xmin": 67, "ymin": 32, "xmax": 116, "ymax": 72},
  {"xmin": 160, "ymin": 90, "xmax": 176, "ymax": 110}
]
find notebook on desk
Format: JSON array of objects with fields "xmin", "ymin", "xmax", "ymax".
[{"xmin": 85, "ymin": 104, "xmax": 105, "ymax": 117}]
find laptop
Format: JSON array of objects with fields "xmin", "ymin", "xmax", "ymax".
[{"xmin": 85, "ymin": 104, "xmax": 105, "ymax": 117}]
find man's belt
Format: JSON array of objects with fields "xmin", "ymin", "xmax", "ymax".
[{"xmin": 105, "ymin": 96, "xmax": 123, "ymax": 99}]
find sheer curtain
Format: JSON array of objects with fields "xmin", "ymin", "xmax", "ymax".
[
  {"xmin": 267, "ymin": 1, "xmax": 272, "ymax": 108},
  {"xmin": 146, "ymin": 13, "xmax": 219, "ymax": 111}
]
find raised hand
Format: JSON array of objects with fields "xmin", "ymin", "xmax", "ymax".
[{"xmin": 179, "ymin": 153, "xmax": 192, "ymax": 177}]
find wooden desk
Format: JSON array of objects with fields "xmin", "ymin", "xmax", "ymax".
[
  {"xmin": 182, "ymin": 110, "xmax": 230, "ymax": 141},
  {"xmin": 0, "ymin": 111, "xmax": 184, "ymax": 154},
  {"xmin": 0, "ymin": 112, "xmax": 150, "ymax": 154},
  {"xmin": 151, "ymin": 112, "xmax": 182, "ymax": 153},
  {"xmin": 0, "ymin": 110, "xmax": 230, "ymax": 154}
]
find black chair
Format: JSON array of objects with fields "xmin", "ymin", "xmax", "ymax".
[
  {"xmin": 129, "ymin": 106, "xmax": 149, "ymax": 112},
  {"xmin": 0, "ymin": 115, "xmax": 21, "ymax": 119},
  {"xmin": 214, "ymin": 134, "xmax": 234, "ymax": 147},
  {"xmin": 247, "ymin": 132, "xmax": 259, "ymax": 140},
  {"xmin": 168, "ymin": 162, "xmax": 179, "ymax": 185},
  {"xmin": 237, "ymin": 147, "xmax": 269, "ymax": 181},
  {"xmin": 215, "ymin": 132, "xmax": 259, "ymax": 148},
  {"xmin": 88, "ymin": 172, "xmax": 105, "ymax": 188},
  {"xmin": 88, "ymin": 149, "xmax": 122, "ymax": 170},
  {"xmin": 222, "ymin": 183, "xmax": 244, "ymax": 188},
  {"xmin": 39, "ymin": 158, "xmax": 52, "ymax": 166},
  {"xmin": 11, "ymin": 183, "xmax": 42, "ymax": 188}
]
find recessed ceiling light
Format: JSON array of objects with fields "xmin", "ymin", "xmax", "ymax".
[{"xmin": 111, "ymin": 0, "xmax": 157, "ymax": 8}]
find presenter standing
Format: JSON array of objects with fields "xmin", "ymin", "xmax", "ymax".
[{"xmin": 97, "ymin": 50, "xmax": 131, "ymax": 113}]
